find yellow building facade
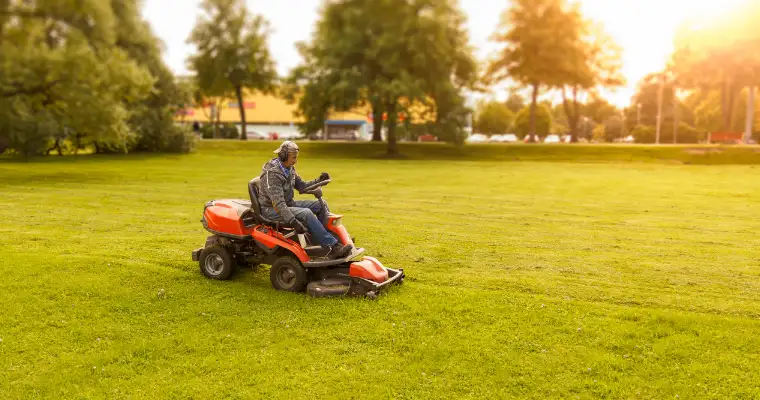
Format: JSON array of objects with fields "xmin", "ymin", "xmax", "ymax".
[{"xmin": 174, "ymin": 91, "xmax": 434, "ymax": 140}]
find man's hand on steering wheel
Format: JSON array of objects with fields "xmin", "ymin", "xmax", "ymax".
[
  {"xmin": 302, "ymin": 178, "xmax": 330, "ymax": 194},
  {"xmin": 319, "ymin": 172, "xmax": 330, "ymax": 182}
]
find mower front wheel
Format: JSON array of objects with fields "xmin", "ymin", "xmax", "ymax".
[
  {"xmin": 270, "ymin": 256, "xmax": 308, "ymax": 292},
  {"xmin": 199, "ymin": 246, "xmax": 236, "ymax": 280}
]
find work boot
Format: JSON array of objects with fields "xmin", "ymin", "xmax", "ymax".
[{"xmin": 328, "ymin": 242, "xmax": 352, "ymax": 259}]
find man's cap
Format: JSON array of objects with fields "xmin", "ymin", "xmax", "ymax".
[{"xmin": 273, "ymin": 140, "xmax": 299, "ymax": 154}]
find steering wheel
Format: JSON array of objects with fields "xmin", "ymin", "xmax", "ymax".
[{"xmin": 301, "ymin": 179, "xmax": 331, "ymax": 195}]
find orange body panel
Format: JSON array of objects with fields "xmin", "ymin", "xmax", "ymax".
[
  {"xmin": 204, "ymin": 200, "xmax": 309, "ymax": 263},
  {"xmin": 252, "ymin": 228, "xmax": 310, "ymax": 263},
  {"xmin": 326, "ymin": 214, "xmax": 353, "ymax": 246},
  {"xmin": 350, "ymin": 256, "xmax": 389, "ymax": 283},
  {"xmin": 204, "ymin": 201, "xmax": 249, "ymax": 236}
]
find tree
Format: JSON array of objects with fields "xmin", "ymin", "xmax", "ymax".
[
  {"xmin": 514, "ymin": 104, "xmax": 552, "ymax": 138},
  {"xmin": 672, "ymin": 2, "xmax": 760, "ymax": 138},
  {"xmin": 475, "ymin": 101, "xmax": 514, "ymax": 134},
  {"xmin": 487, "ymin": 0, "xmax": 582, "ymax": 142},
  {"xmin": 0, "ymin": 0, "xmax": 165, "ymax": 156},
  {"xmin": 559, "ymin": 19, "xmax": 624, "ymax": 142},
  {"xmin": 112, "ymin": 0, "xmax": 194, "ymax": 153},
  {"xmin": 602, "ymin": 115, "xmax": 625, "ymax": 142},
  {"xmin": 187, "ymin": 0, "xmax": 277, "ymax": 141},
  {"xmin": 549, "ymin": 102, "xmax": 569, "ymax": 134},
  {"xmin": 584, "ymin": 94, "xmax": 619, "ymax": 125},
  {"xmin": 504, "ymin": 92, "xmax": 526, "ymax": 113},
  {"xmin": 291, "ymin": 0, "xmax": 477, "ymax": 154},
  {"xmin": 626, "ymin": 73, "xmax": 700, "ymax": 143}
]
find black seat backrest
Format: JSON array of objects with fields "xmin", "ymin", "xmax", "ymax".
[
  {"xmin": 248, "ymin": 177, "xmax": 265, "ymax": 221},
  {"xmin": 248, "ymin": 177, "xmax": 291, "ymax": 230}
]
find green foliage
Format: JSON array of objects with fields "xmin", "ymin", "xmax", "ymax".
[
  {"xmin": 592, "ymin": 124, "xmax": 606, "ymax": 142},
  {"xmin": 187, "ymin": 0, "xmax": 277, "ymax": 141},
  {"xmin": 220, "ymin": 123, "xmax": 240, "ymax": 139},
  {"xmin": 675, "ymin": 122, "xmax": 702, "ymax": 144},
  {"xmin": 0, "ymin": 0, "xmax": 191, "ymax": 156},
  {"xmin": 631, "ymin": 125, "xmax": 656, "ymax": 144},
  {"xmin": 585, "ymin": 95, "xmax": 620, "ymax": 125},
  {"xmin": 200, "ymin": 124, "xmax": 215, "ymax": 139},
  {"xmin": 291, "ymin": 0, "xmax": 477, "ymax": 152},
  {"xmin": 487, "ymin": 0, "xmax": 616, "ymax": 140},
  {"xmin": 671, "ymin": 2, "xmax": 760, "ymax": 131},
  {"xmin": 475, "ymin": 101, "xmax": 514, "ymax": 134},
  {"xmin": 505, "ymin": 92, "xmax": 526, "ymax": 113},
  {"xmin": 514, "ymin": 105, "xmax": 552, "ymax": 137},
  {"xmin": 198, "ymin": 123, "xmax": 239, "ymax": 140},
  {"xmin": 165, "ymin": 126, "xmax": 197, "ymax": 153},
  {"xmin": 603, "ymin": 115, "xmax": 625, "ymax": 142}
]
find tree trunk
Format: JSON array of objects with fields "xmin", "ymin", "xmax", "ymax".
[
  {"xmin": 656, "ymin": 73, "xmax": 664, "ymax": 144},
  {"xmin": 673, "ymin": 92, "xmax": 679, "ymax": 144},
  {"xmin": 371, "ymin": 96, "xmax": 384, "ymax": 142},
  {"xmin": 386, "ymin": 100, "xmax": 398, "ymax": 155},
  {"xmin": 745, "ymin": 86, "xmax": 755, "ymax": 144},
  {"xmin": 235, "ymin": 86, "xmax": 247, "ymax": 140},
  {"xmin": 529, "ymin": 82, "xmax": 538, "ymax": 143},
  {"xmin": 562, "ymin": 86, "xmax": 581, "ymax": 143},
  {"xmin": 214, "ymin": 101, "xmax": 221, "ymax": 139},
  {"xmin": 721, "ymin": 78, "xmax": 738, "ymax": 132}
]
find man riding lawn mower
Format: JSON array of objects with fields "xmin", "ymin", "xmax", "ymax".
[{"xmin": 192, "ymin": 141, "xmax": 404, "ymax": 298}]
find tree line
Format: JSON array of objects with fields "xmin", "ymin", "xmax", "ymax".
[
  {"xmin": 0, "ymin": 0, "xmax": 195, "ymax": 156},
  {"xmin": 3, "ymin": 0, "xmax": 760, "ymax": 157},
  {"xmin": 474, "ymin": 0, "xmax": 760, "ymax": 145}
]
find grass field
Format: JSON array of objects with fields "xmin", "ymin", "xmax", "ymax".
[{"xmin": 2, "ymin": 142, "xmax": 760, "ymax": 399}]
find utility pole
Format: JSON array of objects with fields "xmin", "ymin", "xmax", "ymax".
[
  {"xmin": 656, "ymin": 72, "xmax": 665, "ymax": 144},
  {"xmin": 673, "ymin": 84, "xmax": 679, "ymax": 144},
  {"xmin": 745, "ymin": 86, "xmax": 755, "ymax": 144}
]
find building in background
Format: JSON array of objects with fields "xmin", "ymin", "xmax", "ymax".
[
  {"xmin": 174, "ymin": 89, "xmax": 375, "ymax": 140},
  {"xmin": 175, "ymin": 80, "xmax": 439, "ymax": 141}
]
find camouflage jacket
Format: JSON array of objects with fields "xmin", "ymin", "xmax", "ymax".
[{"xmin": 258, "ymin": 158, "xmax": 319, "ymax": 223}]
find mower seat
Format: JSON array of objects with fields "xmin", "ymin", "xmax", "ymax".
[{"xmin": 248, "ymin": 177, "xmax": 296, "ymax": 231}]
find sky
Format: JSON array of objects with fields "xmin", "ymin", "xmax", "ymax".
[{"xmin": 141, "ymin": 0, "xmax": 748, "ymax": 108}]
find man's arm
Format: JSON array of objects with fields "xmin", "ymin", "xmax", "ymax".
[
  {"xmin": 294, "ymin": 169, "xmax": 320, "ymax": 193},
  {"xmin": 264, "ymin": 170, "xmax": 296, "ymax": 222}
]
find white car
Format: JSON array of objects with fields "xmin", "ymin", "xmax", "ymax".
[
  {"xmin": 502, "ymin": 133, "xmax": 518, "ymax": 143},
  {"xmin": 466, "ymin": 133, "xmax": 488, "ymax": 143},
  {"xmin": 544, "ymin": 134, "xmax": 561, "ymax": 144}
]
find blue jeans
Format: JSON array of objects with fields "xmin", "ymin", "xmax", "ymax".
[{"xmin": 261, "ymin": 199, "xmax": 338, "ymax": 248}]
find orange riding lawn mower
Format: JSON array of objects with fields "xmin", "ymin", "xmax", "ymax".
[{"xmin": 191, "ymin": 178, "xmax": 405, "ymax": 299}]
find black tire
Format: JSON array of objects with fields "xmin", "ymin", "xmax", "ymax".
[
  {"xmin": 199, "ymin": 246, "xmax": 235, "ymax": 280},
  {"xmin": 270, "ymin": 256, "xmax": 308, "ymax": 292}
]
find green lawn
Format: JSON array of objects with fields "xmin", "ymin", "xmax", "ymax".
[{"xmin": 2, "ymin": 142, "xmax": 760, "ymax": 399}]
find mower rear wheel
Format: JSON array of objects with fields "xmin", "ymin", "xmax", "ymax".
[
  {"xmin": 199, "ymin": 246, "xmax": 235, "ymax": 280},
  {"xmin": 270, "ymin": 256, "xmax": 308, "ymax": 292}
]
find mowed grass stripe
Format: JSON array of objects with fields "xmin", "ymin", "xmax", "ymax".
[{"xmin": 2, "ymin": 142, "xmax": 760, "ymax": 398}]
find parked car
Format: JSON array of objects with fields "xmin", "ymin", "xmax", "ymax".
[
  {"xmin": 466, "ymin": 133, "xmax": 488, "ymax": 143},
  {"xmin": 418, "ymin": 134, "xmax": 438, "ymax": 142},
  {"xmin": 613, "ymin": 135, "xmax": 635, "ymax": 144},
  {"xmin": 544, "ymin": 134, "xmax": 561, "ymax": 144},
  {"xmin": 523, "ymin": 134, "xmax": 540, "ymax": 143},
  {"xmin": 490, "ymin": 134, "xmax": 518, "ymax": 143},
  {"xmin": 502, "ymin": 133, "xmax": 518, "ymax": 143}
]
